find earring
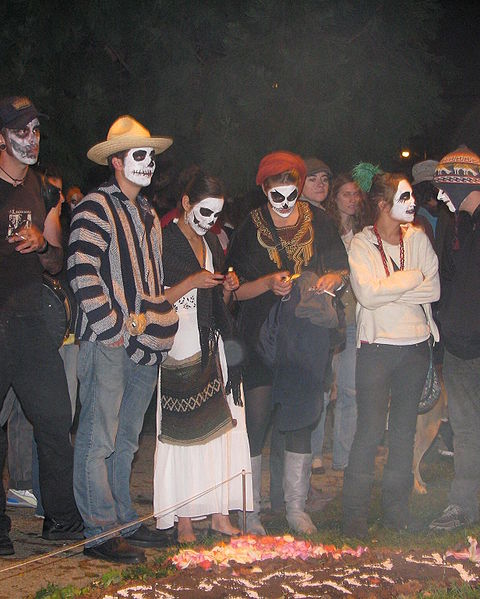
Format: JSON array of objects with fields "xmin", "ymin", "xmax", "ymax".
[
  {"xmin": 184, "ymin": 210, "xmax": 188, "ymax": 224},
  {"xmin": 0, "ymin": 143, "xmax": 6, "ymax": 151}
]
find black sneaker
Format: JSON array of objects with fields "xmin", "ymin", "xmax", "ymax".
[
  {"xmin": 84, "ymin": 537, "xmax": 145, "ymax": 564},
  {"xmin": 41, "ymin": 517, "xmax": 84, "ymax": 540},
  {"xmin": 429, "ymin": 504, "xmax": 473, "ymax": 532},
  {"xmin": 0, "ymin": 531, "xmax": 14, "ymax": 556},
  {"xmin": 124, "ymin": 524, "xmax": 172, "ymax": 548}
]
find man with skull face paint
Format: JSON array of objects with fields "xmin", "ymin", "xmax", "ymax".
[
  {"xmin": 429, "ymin": 147, "xmax": 480, "ymax": 531},
  {"xmin": 342, "ymin": 169, "xmax": 440, "ymax": 538},
  {"xmin": 227, "ymin": 151, "xmax": 348, "ymax": 535},
  {"xmin": 68, "ymin": 116, "xmax": 179, "ymax": 563},
  {"xmin": 0, "ymin": 96, "xmax": 83, "ymax": 554}
]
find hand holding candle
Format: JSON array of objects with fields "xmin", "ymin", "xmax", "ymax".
[{"xmin": 223, "ymin": 266, "xmax": 239, "ymax": 292}]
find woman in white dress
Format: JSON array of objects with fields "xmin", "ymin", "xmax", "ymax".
[{"xmin": 154, "ymin": 169, "xmax": 252, "ymax": 543}]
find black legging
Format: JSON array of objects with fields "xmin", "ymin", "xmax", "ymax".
[{"xmin": 245, "ymin": 384, "xmax": 314, "ymax": 457}]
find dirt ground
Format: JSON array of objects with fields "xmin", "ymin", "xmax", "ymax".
[
  {"xmin": 0, "ymin": 416, "xmax": 345, "ymax": 599},
  {"xmin": 0, "ymin": 405, "xmax": 466, "ymax": 599},
  {"xmin": 0, "ymin": 431, "xmax": 162, "ymax": 599},
  {"xmin": 89, "ymin": 547, "xmax": 480, "ymax": 599}
]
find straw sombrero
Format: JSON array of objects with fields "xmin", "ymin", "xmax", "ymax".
[{"xmin": 87, "ymin": 115, "xmax": 173, "ymax": 165}]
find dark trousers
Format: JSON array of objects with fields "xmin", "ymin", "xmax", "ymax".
[
  {"xmin": 343, "ymin": 341, "xmax": 429, "ymax": 522},
  {"xmin": 444, "ymin": 350, "xmax": 480, "ymax": 520},
  {"xmin": 0, "ymin": 314, "xmax": 79, "ymax": 528},
  {"xmin": 0, "ymin": 425, "xmax": 10, "ymax": 533}
]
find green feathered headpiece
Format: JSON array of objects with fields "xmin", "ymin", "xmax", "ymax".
[{"xmin": 352, "ymin": 162, "xmax": 383, "ymax": 192}]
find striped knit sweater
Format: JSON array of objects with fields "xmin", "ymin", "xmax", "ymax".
[{"xmin": 67, "ymin": 179, "xmax": 178, "ymax": 366}]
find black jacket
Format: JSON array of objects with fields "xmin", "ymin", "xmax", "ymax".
[{"xmin": 438, "ymin": 205, "xmax": 480, "ymax": 359}]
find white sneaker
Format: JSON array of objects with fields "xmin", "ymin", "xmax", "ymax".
[
  {"xmin": 6, "ymin": 489, "xmax": 37, "ymax": 508},
  {"xmin": 438, "ymin": 449, "xmax": 454, "ymax": 458}
]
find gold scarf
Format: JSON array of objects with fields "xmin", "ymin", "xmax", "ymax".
[{"xmin": 251, "ymin": 202, "xmax": 314, "ymax": 274}]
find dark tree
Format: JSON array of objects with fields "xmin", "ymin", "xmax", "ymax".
[{"xmin": 0, "ymin": 0, "xmax": 446, "ymax": 194}]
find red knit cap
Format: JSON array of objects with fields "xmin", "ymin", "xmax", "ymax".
[{"xmin": 255, "ymin": 151, "xmax": 307, "ymax": 191}]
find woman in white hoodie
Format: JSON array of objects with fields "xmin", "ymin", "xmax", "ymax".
[{"xmin": 342, "ymin": 170, "xmax": 440, "ymax": 538}]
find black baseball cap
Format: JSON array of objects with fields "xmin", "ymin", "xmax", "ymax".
[{"xmin": 0, "ymin": 96, "xmax": 47, "ymax": 129}]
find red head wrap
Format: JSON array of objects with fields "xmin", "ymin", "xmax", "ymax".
[{"xmin": 255, "ymin": 151, "xmax": 307, "ymax": 192}]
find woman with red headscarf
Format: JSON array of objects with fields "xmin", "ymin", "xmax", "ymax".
[{"xmin": 227, "ymin": 151, "xmax": 348, "ymax": 534}]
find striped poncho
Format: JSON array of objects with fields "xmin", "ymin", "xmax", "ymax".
[{"xmin": 67, "ymin": 179, "xmax": 178, "ymax": 365}]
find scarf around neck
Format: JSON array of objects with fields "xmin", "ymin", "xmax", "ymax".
[{"xmin": 162, "ymin": 222, "xmax": 242, "ymax": 405}]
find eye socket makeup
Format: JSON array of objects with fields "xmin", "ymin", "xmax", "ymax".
[
  {"xmin": 390, "ymin": 180, "xmax": 415, "ymax": 222},
  {"xmin": 267, "ymin": 185, "xmax": 299, "ymax": 217},
  {"xmin": 123, "ymin": 147, "xmax": 155, "ymax": 186},
  {"xmin": 187, "ymin": 197, "xmax": 224, "ymax": 235}
]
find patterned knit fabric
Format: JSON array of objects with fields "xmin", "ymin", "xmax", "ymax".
[
  {"xmin": 68, "ymin": 179, "xmax": 178, "ymax": 365},
  {"xmin": 432, "ymin": 147, "xmax": 480, "ymax": 211},
  {"xmin": 433, "ymin": 146, "xmax": 480, "ymax": 186}
]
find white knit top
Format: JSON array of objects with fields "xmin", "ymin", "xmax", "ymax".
[{"xmin": 349, "ymin": 223, "xmax": 440, "ymax": 347}]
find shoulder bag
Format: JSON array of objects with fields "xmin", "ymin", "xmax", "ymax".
[
  {"xmin": 256, "ymin": 208, "xmax": 292, "ymax": 368},
  {"xmin": 417, "ymin": 337, "xmax": 442, "ymax": 414}
]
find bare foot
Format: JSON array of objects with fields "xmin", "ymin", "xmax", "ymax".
[
  {"xmin": 177, "ymin": 517, "xmax": 196, "ymax": 543},
  {"xmin": 211, "ymin": 513, "xmax": 241, "ymax": 536}
]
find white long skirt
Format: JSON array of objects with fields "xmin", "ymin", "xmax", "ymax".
[{"xmin": 153, "ymin": 274, "xmax": 252, "ymax": 530}]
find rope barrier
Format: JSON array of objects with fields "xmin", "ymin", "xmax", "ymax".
[{"xmin": 0, "ymin": 469, "xmax": 251, "ymax": 576}]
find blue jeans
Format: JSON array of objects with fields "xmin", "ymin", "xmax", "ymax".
[
  {"xmin": 311, "ymin": 393, "xmax": 329, "ymax": 460},
  {"xmin": 59, "ymin": 342, "xmax": 79, "ymax": 420},
  {"xmin": 331, "ymin": 324, "xmax": 357, "ymax": 469},
  {"xmin": 74, "ymin": 341, "xmax": 157, "ymax": 545},
  {"xmin": 444, "ymin": 350, "xmax": 480, "ymax": 521}
]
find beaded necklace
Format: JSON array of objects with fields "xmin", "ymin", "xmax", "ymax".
[{"xmin": 373, "ymin": 223, "xmax": 404, "ymax": 277}]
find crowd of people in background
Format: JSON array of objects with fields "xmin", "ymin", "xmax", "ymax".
[{"xmin": 1, "ymin": 94, "xmax": 480, "ymax": 565}]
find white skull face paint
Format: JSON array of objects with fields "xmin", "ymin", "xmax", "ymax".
[
  {"xmin": 187, "ymin": 197, "xmax": 224, "ymax": 236},
  {"xmin": 437, "ymin": 189, "xmax": 456, "ymax": 213},
  {"xmin": 123, "ymin": 147, "xmax": 155, "ymax": 186},
  {"xmin": 5, "ymin": 118, "xmax": 40, "ymax": 165},
  {"xmin": 267, "ymin": 185, "xmax": 299, "ymax": 218},
  {"xmin": 390, "ymin": 179, "xmax": 415, "ymax": 222}
]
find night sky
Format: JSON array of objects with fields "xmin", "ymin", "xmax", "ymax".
[
  {"xmin": 432, "ymin": 0, "xmax": 480, "ymax": 153},
  {"xmin": 0, "ymin": 0, "xmax": 479, "ymax": 192}
]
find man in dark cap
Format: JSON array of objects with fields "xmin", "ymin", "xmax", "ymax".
[
  {"xmin": 0, "ymin": 96, "xmax": 83, "ymax": 555},
  {"xmin": 429, "ymin": 147, "xmax": 480, "ymax": 531},
  {"xmin": 300, "ymin": 157, "xmax": 333, "ymax": 474}
]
